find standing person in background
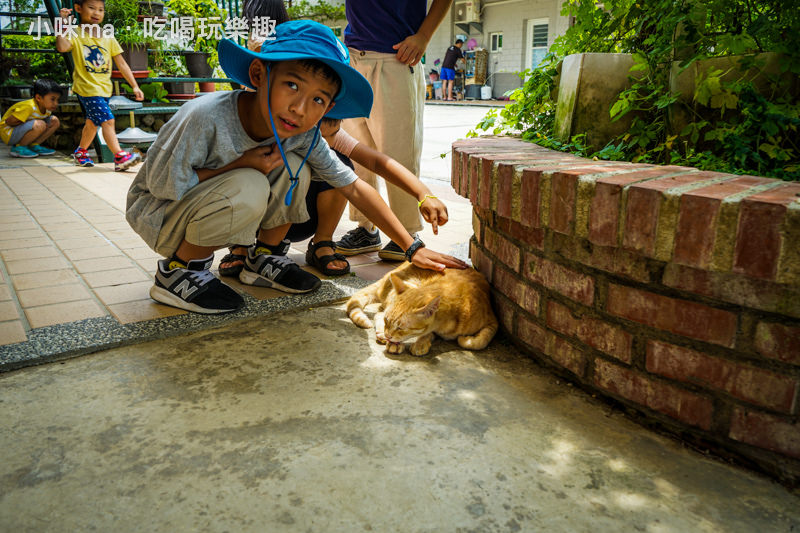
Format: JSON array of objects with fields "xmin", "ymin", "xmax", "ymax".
[
  {"xmin": 336, "ymin": 0, "xmax": 453, "ymax": 261},
  {"xmin": 441, "ymin": 38, "xmax": 463, "ymax": 101}
]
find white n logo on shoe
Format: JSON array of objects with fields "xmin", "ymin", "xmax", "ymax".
[
  {"xmin": 259, "ymin": 263, "xmax": 282, "ymax": 280},
  {"xmin": 173, "ymin": 280, "xmax": 198, "ymax": 299}
]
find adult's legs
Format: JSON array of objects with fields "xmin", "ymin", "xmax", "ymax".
[{"xmin": 344, "ymin": 49, "xmax": 425, "ymax": 235}]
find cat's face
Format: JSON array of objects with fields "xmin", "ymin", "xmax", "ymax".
[{"xmin": 382, "ymin": 293, "xmax": 441, "ymax": 343}]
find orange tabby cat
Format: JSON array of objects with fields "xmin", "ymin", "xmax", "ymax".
[{"xmin": 347, "ymin": 262, "xmax": 498, "ymax": 356}]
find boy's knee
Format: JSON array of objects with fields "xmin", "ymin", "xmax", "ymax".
[
  {"xmin": 49, "ymin": 116, "xmax": 61, "ymax": 128},
  {"xmin": 32, "ymin": 120, "xmax": 46, "ymax": 133},
  {"xmin": 227, "ymin": 168, "xmax": 271, "ymax": 215}
]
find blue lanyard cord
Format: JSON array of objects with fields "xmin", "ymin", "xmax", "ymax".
[{"xmin": 265, "ymin": 66, "xmax": 322, "ymax": 206}]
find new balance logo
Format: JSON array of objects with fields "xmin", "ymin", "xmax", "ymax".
[
  {"xmin": 259, "ymin": 263, "xmax": 282, "ymax": 280},
  {"xmin": 173, "ymin": 279, "xmax": 198, "ymax": 299}
]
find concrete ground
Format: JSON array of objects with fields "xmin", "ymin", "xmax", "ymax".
[
  {"xmin": 2, "ymin": 308, "xmax": 799, "ymax": 532},
  {"xmin": 1, "ymin": 102, "xmax": 798, "ymax": 531}
]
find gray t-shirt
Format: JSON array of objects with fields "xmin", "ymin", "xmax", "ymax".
[{"xmin": 126, "ymin": 90, "xmax": 357, "ymax": 248}]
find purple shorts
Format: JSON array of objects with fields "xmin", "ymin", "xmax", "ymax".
[{"xmin": 440, "ymin": 67, "xmax": 456, "ymax": 81}]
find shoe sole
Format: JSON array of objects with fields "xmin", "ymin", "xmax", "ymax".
[
  {"xmin": 10, "ymin": 153, "xmax": 38, "ymax": 158},
  {"xmin": 239, "ymin": 268, "xmax": 321, "ymax": 293},
  {"xmin": 73, "ymin": 155, "xmax": 94, "ymax": 167},
  {"xmin": 115, "ymin": 155, "xmax": 142, "ymax": 172},
  {"xmin": 378, "ymin": 249, "xmax": 406, "ymax": 261},
  {"xmin": 149, "ymin": 285, "xmax": 241, "ymax": 314},
  {"xmin": 335, "ymin": 243, "xmax": 382, "ymax": 256}
]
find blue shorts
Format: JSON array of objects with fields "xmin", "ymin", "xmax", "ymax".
[
  {"xmin": 77, "ymin": 95, "xmax": 114, "ymax": 125},
  {"xmin": 440, "ymin": 67, "xmax": 456, "ymax": 81}
]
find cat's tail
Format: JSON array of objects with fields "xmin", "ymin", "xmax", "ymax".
[
  {"xmin": 458, "ymin": 317, "xmax": 499, "ymax": 351},
  {"xmin": 346, "ymin": 293, "xmax": 373, "ymax": 328}
]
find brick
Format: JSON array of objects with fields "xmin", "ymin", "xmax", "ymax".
[
  {"xmin": 623, "ymin": 172, "xmax": 722, "ymax": 257},
  {"xmin": 545, "ymin": 333, "xmax": 586, "ymax": 376},
  {"xmin": 755, "ymin": 322, "xmax": 800, "ymax": 366},
  {"xmin": 662, "ymin": 263, "xmax": 800, "ymax": 320},
  {"xmin": 547, "ymin": 301, "xmax": 632, "ymax": 363},
  {"xmin": 672, "ymin": 176, "xmax": 774, "ymax": 269},
  {"xmin": 496, "ymin": 163, "xmax": 514, "ymax": 217},
  {"xmin": 646, "ymin": 340, "xmax": 798, "ymax": 413},
  {"xmin": 459, "ymin": 151, "xmax": 470, "ymax": 197},
  {"xmin": 729, "ymin": 408, "xmax": 800, "ymax": 459},
  {"xmin": 606, "ymin": 284, "xmax": 737, "ymax": 347},
  {"xmin": 520, "ymin": 167, "xmax": 543, "ymax": 228},
  {"xmin": 493, "ymin": 267, "xmax": 540, "ymax": 316},
  {"xmin": 485, "ymin": 227, "xmax": 521, "ymax": 272},
  {"xmin": 518, "ymin": 315, "xmax": 547, "ymax": 352},
  {"xmin": 469, "ymin": 241, "xmax": 493, "ymax": 284},
  {"xmin": 594, "ymin": 359, "xmax": 714, "ymax": 429},
  {"xmin": 496, "ymin": 217, "xmax": 545, "ymax": 251},
  {"xmin": 549, "ymin": 167, "xmax": 608, "ymax": 235},
  {"xmin": 525, "ymin": 254, "xmax": 595, "ymax": 306},
  {"xmin": 553, "ymin": 233, "xmax": 652, "ymax": 284},
  {"xmin": 469, "ymin": 155, "xmax": 480, "ymax": 205},
  {"xmin": 494, "ymin": 296, "xmax": 516, "ymax": 335},
  {"xmin": 733, "ymin": 183, "xmax": 800, "ymax": 281},
  {"xmin": 589, "ymin": 168, "xmax": 689, "ymax": 246}
]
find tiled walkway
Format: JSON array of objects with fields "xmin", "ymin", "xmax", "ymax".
[{"xmin": 0, "ymin": 151, "xmax": 472, "ymax": 369}]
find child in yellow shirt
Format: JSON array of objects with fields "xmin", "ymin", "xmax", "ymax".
[
  {"xmin": 55, "ymin": 0, "xmax": 144, "ymax": 171},
  {"xmin": 0, "ymin": 79, "xmax": 62, "ymax": 158}
]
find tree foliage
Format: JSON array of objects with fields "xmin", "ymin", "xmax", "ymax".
[{"xmin": 473, "ymin": 0, "xmax": 800, "ymax": 180}]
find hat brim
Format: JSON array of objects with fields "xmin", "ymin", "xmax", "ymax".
[{"xmin": 218, "ymin": 38, "xmax": 372, "ymax": 120}]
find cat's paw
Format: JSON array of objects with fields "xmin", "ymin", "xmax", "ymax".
[
  {"xmin": 375, "ymin": 330, "xmax": 388, "ymax": 344},
  {"xmin": 410, "ymin": 339, "xmax": 431, "ymax": 356},
  {"xmin": 386, "ymin": 341, "xmax": 405, "ymax": 354}
]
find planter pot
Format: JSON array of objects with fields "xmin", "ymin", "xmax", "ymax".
[
  {"xmin": 1, "ymin": 85, "xmax": 33, "ymax": 98},
  {"xmin": 164, "ymin": 78, "xmax": 195, "ymax": 95},
  {"xmin": 138, "ymin": 1, "xmax": 164, "ymax": 16},
  {"xmin": 198, "ymin": 81, "xmax": 215, "ymax": 92},
  {"xmin": 185, "ymin": 52, "xmax": 212, "ymax": 78},
  {"xmin": 120, "ymin": 43, "xmax": 149, "ymax": 72}
]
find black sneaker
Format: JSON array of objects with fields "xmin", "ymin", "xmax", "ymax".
[
  {"xmin": 378, "ymin": 237, "xmax": 413, "ymax": 261},
  {"xmin": 150, "ymin": 256, "xmax": 243, "ymax": 314},
  {"xmin": 239, "ymin": 244, "xmax": 321, "ymax": 293},
  {"xmin": 335, "ymin": 226, "xmax": 381, "ymax": 256}
]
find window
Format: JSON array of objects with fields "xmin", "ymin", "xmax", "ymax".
[
  {"xmin": 490, "ymin": 32, "xmax": 503, "ymax": 52},
  {"xmin": 526, "ymin": 18, "xmax": 549, "ymax": 70}
]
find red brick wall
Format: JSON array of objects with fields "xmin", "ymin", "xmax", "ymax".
[{"xmin": 454, "ymin": 136, "xmax": 800, "ymax": 484}]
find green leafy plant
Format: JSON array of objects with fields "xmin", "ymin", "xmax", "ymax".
[
  {"xmin": 472, "ymin": 0, "xmax": 800, "ymax": 181},
  {"xmin": 122, "ymin": 81, "xmax": 169, "ymax": 103},
  {"xmin": 286, "ymin": 1, "xmax": 345, "ymax": 23},
  {"xmin": 166, "ymin": 0, "xmax": 227, "ymax": 62}
]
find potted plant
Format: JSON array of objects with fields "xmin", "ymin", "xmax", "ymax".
[
  {"xmin": 166, "ymin": 0, "xmax": 226, "ymax": 78},
  {"xmin": 105, "ymin": 0, "xmax": 156, "ymax": 73},
  {"xmin": 152, "ymin": 45, "xmax": 195, "ymax": 97},
  {"xmin": 138, "ymin": 0, "xmax": 165, "ymax": 18}
]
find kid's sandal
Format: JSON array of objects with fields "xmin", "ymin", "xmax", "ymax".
[
  {"xmin": 306, "ymin": 240, "xmax": 350, "ymax": 276},
  {"xmin": 218, "ymin": 246, "xmax": 248, "ymax": 277}
]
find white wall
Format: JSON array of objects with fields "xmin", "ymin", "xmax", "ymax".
[{"xmin": 423, "ymin": 0, "xmax": 568, "ymax": 75}]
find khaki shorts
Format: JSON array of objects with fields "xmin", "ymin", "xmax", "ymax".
[{"xmin": 154, "ymin": 153, "xmax": 311, "ymax": 257}]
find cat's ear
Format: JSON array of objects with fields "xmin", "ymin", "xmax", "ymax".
[
  {"xmin": 419, "ymin": 295, "xmax": 441, "ymax": 317},
  {"xmin": 390, "ymin": 273, "xmax": 409, "ymax": 293}
]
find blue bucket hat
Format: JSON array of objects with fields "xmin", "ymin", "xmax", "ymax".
[{"xmin": 218, "ymin": 20, "xmax": 373, "ymax": 120}]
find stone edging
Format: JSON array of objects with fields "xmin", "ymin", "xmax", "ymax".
[{"xmin": 453, "ymin": 135, "xmax": 800, "ymax": 485}]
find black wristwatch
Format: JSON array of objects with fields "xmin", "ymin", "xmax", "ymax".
[{"xmin": 404, "ymin": 236, "xmax": 426, "ymax": 262}]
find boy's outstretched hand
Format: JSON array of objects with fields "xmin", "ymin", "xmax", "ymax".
[
  {"xmin": 411, "ymin": 248, "xmax": 468, "ymax": 272},
  {"xmin": 419, "ymin": 196, "xmax": 448, "ymax": 235}
]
